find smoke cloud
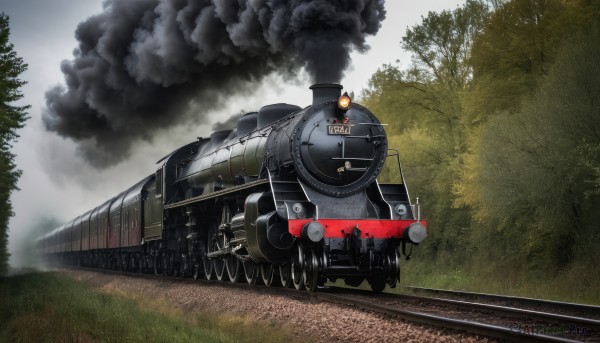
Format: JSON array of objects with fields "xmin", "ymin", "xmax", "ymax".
[{"xmin": 43, "ymin": 0, "xmax": 386, "ymax": 167}]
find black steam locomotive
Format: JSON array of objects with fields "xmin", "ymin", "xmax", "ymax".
[{"xmin": 37, "ymin": 84, "xmax": 427, "ymax": 292}]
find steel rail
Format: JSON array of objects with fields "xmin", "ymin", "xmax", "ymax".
[
  {"xmin": 406, "ymin": 286, "xmax": 600, "ymax": 317},
  {"xmin": 322, "ymin": 286, "xmax": 600, "ymax": 330},
  {"xmin": 404, "ymin": 293, "xmax": 600, "ymax": 329},
  {"xmin": 314, "ymin": 292, "xmax": 582, "ymax": 343}
]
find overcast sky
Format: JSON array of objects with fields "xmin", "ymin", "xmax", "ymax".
[{"xmin": 1, "ymin": 0, "xmax": 465, "ymax": 268}]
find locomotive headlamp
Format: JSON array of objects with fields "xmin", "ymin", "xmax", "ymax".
[{"xmin": 337, "ymin": 92, "xmax": 351, "ymax": 111}]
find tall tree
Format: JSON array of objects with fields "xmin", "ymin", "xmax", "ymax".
[
  {"xmin": 402, "ymin": 0, "xmax": 489, "ymax": 89},
  {"xmin": 0, "ymin": 13, "xmax": 29, "ymax": 276},
  {"xmin": 362, "ymin": 1, "xmax": 490, "ymax": 261},
  {"xmin": 363, "ymin": 0, "xmax": 489, "ymax": 140}
]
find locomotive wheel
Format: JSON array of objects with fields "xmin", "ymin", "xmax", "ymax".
[
  {"xmin": 303, "ymin": 250, "xmax": 319, "ymax": 292},
  {"xmin": 368, "ymin": 275, "xmax": 386, "ymax": 292},
  {"xmin": 291, "ymin": 263, "xmax": 303, "ymax": 290},
  {"xmin": 279, "ymin": 264, "xmax": 291, "ymax": 288},
  {"xmin": 385, "ymin": 248, "xmax": 401, "ymax": 288},
  {"xmin": 226, "ymin": 255, "xmax": 241, "ymax": 283},
  {"xmin": 291, "ymin": 245, "xmax": 304, "ymax": 290},
  {"xmin": 344, "ymin": 277, "xmax": 364, "ymax": 287},
  {"xmin": 214, "ymin": 203, "xmax": 233, "ymax": 282},
  {"xmin": 204, "ymin": 220, "xmax": 220, "ymax": 280},
  {"xmin": 214, "ymin": 257, "xmax": 226, "ymax": 281},
  {"xmin": 192, "ymin": 264, "xmax": 202, "ymax": 280},
  {"xmin": 260, "ymin": 264, "xmax": 275, "ymax": 287},
  {"xmin": 202, "ymin": 257, "xmax": 214, "ymax": 280},
  {"xmin": 243, "ymin": 261, "xmax": 258, "ymax": 285}
]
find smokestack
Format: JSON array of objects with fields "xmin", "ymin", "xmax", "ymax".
[
  {"xmin": 310, "ymin": 84, "xmax": 343, "ymax": 105},
  {"xmin": 43, "ymin": 0, "xmax": 387, "ymax": 167}
]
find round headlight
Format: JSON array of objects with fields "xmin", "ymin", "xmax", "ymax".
[{"xmin": 338, "ymin": 92, "xmax": 351, "ymax": 111}]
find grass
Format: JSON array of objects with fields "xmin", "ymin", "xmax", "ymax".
[
  {"xmin": 327, "ymin": 255, "xmax": 600, "ymax": 306},
  {"xmin": 0, "ymin": 271, "xmax": 302, "ymax": 343},
  {"xmin": 395, "ymin": 258, "xmax": 600, "ymax": 305}
]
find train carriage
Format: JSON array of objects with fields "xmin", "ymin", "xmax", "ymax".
[
  {"xmin": 119, "ymin": 176, "xmax": 153, "ymax": 271},
  {"xmin": 97, "ymin": 199, "xmax": 111, "ymax": 251},
  {"xmin": 81, "ymin": 210, "xmax": 92, "ymax": 252}
]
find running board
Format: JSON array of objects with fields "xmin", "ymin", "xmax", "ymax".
[{"xmin": 165, "ymin": 179, "xmax": 268, "ymax": 209}]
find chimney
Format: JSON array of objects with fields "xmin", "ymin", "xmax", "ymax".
[{"xmin": 310, "ymin": 83, "xmax": 343, "ymax": 105}]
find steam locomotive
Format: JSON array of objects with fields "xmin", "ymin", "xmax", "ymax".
[{"xmin": 37, "ymin": 84, "xmax": 427, "ymax": 292}]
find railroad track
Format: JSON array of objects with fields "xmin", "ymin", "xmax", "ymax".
[
  {"xmin": 65, "ymin": 268, "xmax": 597, "ymax": 342},
  {"xmin": 317, "ymin": 287, "xmax": 598, "ymax": 342},
  {"xmin": 406, "ymin": 286, "xmax": 600, "ymax": 319}
]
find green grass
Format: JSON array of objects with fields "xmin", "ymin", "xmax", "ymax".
[
  {"xmin": 327, "ymin": 256, "xmax": 600, "ymax": 306},
  {"xmin": 395, "ymin": 258, "xmax": 600, "ymax": 305},
  {"xmin": 0, "ymin": 271, "xmax": 301, "ymax": 343}
]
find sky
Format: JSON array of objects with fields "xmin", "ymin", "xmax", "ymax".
[{"xmin": 1, "ymin": 0, "xmax": 465, "ymax": 268}]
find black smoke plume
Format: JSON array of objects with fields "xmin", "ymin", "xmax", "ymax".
[{"xmin": 43, "ymin": 0, "xmax": 386, "ymax": 167}]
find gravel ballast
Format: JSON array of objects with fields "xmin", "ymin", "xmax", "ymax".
[{"xmin": 65, "ymin": 270, "xmax": 493, "ymax": 343}]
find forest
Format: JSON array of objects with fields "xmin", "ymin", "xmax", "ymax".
[
  {"xmin": 0, "ymin": 13, "xmax": 28, "ymax": 276},
  {"xmin": 365, "ymin": 0, "xmax": 600, "ymax": 301}
]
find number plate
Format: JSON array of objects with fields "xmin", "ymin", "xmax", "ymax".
[{"xmin": 327, "ymin": 124, "xmax": 351, "ymax": 135}]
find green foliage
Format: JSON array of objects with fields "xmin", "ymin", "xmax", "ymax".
[
  {"xmin": 0, "ymin": 14, "xmax": 28, "ymax": 142},
  {"xmin": 462, "ymin": 25, "xmax": 600, "ymax": 270},
  {"xmin": 0, "ymin": 13, "xmax": 29, "ymax": 276},
  {"xmin": 365, "ymin": 0, "xmax": 489, "ymax": 133},
  {"xmin": 467, "ymin": 0, "xmax": 600, "ymax": 120},
  {"xmin": 402, "ymin": 0, "xmax": 489, "ymax": 88},
  {"xmin": 365, "ymin": 0, "xmax": 600, "ymax": 293},
  {"xmin": 0, "ymin": 272, "xmax": 301, "ymax": 343}
]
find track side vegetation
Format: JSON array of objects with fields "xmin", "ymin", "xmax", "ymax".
[
  {"xmin": 0, "ymin": 271, "xmax": 300, "ymax": 343},
  {"xmin": 365, "ymin": 0, "xmax": 600, "ymax": 304}
]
